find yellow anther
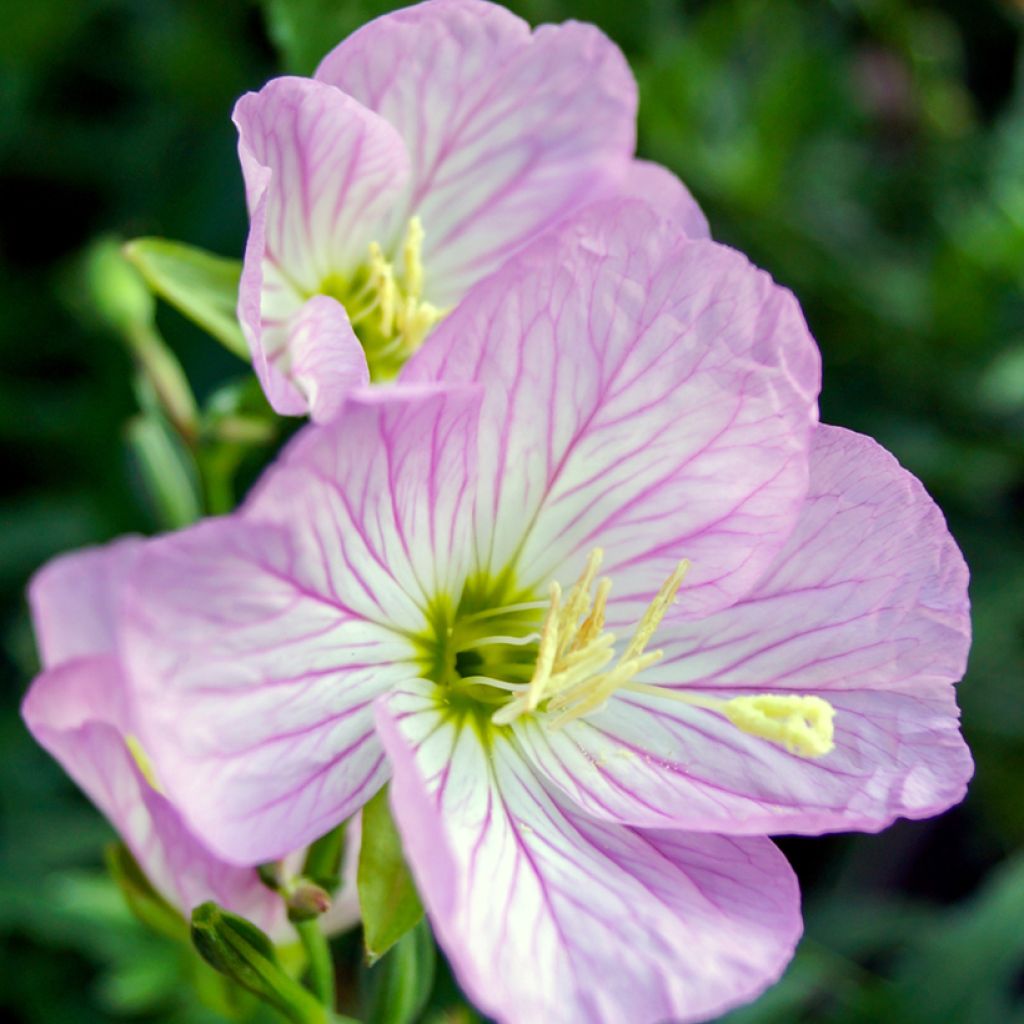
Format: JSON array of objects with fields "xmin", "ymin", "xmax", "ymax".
[
  {"xmin": 402, "ymin": 215, "xmax": 425, "ymax": 299},
  {"xmin": 332, "ymin": 218, "xmax": 448, "ymax": 367},
  {"xmin": 724, "ymin": 694, "xmax": 835, "ymax": 758},
  {"xmin": 125, "ymin": 734, "xmax": 162, "ymax": 793},
  {"xmin": 621, "ymin": 559, "xmax": 690, "ymax": 662},
  {"xmin": 367, "ymin": 241, "xmax": 397, "ymax": 337},
  {"xmin": 524, "ymin": 580, "xmax": 562, "ymax": 712}
]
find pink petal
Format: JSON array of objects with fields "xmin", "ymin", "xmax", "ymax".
[
  {"xmin": 378, "ymin": 684, "xmax": 802, "ymax": 1024},
  {"xmin": 609, "ymin": 159, "xmax": 710, "ymax": 239},
  {"xmin": 404, "ymin": 199, "xmax": 821, "ymax": 619},
  {"xmin": 29, "ymin": 537, "xmax": 143, "ymax": 668},
  {"xmin": 286, "ymin": 295, "xmax": 370, "ymax": 423},
  {"xmin": 124, "ymin": 386, "xmax": 482, "ymax": 863},
  {"xmin": 518, "ymin": 425, "xmax": 972, "ymax": 835},
  {"xmin": 22, "ymin": 656, "xmax": 287, "ymax": 936},
  {"xmin": 234, "ymin": 75, "xmax": 409, "ymax": 416},
  {"xmin": 316, "ymin": 0, "xmax": 637, "ymax": 303}
]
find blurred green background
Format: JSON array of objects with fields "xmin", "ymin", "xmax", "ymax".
[{"xmin": 2, "ymin": 0, "xmax": 1023, "ymax": 1020}]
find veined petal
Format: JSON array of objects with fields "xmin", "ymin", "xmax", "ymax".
[
  {"xmin": 378, "ymin": 685, "xmax": 801, "ymax": 1024},
  {"xmin": 404, "ymin": 200, "xmax": 821, "ymax": 619},
  {"xmin": 316, "ymin": 0, "xmax": 637, "ymax": 303},
  {"xmin": 29, "ymin": 537, "xmax": 143, "ymax": 668},
  {"xmin": 22, "ymin": 656, "xmax": 287, "ymax": 936},
  {"xmin": 286, "ymin": 295, "xmax": 370, "ymax": 423},
  {"xmin": 125, "ymin": 386, "xmax": 482, "ymax": 863},
  {"xmin": 234, "ymin": 76, "xmax": 409, "ymax": 416},
  {"xmin": 517, "ymin": 425, "xmax": 972, "ymax": 835}
]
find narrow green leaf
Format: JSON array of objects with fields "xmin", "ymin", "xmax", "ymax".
[
  {"xmin": 126, "ymin": 412, "xmax": 203, "ymax": 529},
  {"xmin": 358, "ymin": 787, "xmax": 423, "ymax": 963},
  {"xmin": 123, "ymin": 237, "xmax": 249, "ymax": 360}
]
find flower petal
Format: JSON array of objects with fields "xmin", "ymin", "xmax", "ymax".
[
  {"xmin": 124, "ymin": 386, "xmax": 482, "ymax": 863},
  {"xmin": 29, "ymin": 537, "xmax": 143, "ymax": 668},
  {"xmin": 378, "ymin": 684, "xmax": 802, "ymax": 1024},
  {"xmin": 404, "ymin": 199, "xmax": 821, "ymax": 618},
  {"xmin": 612, "ymin": 159, "xmax": 710, "ymax": 239},
  {"xmin": 316, "ymin": 0, "xmax": 637, "ymax": 303},
  {"xmin": 21, "ymin": 655, "xmax": 287, "ymax": 935},
  {"xmin": 286, "ymin": 295, "xmax": 370, "ymax": 423},
  {"xmin": 517, "ymin": 425, "xmax": 972, "ymax": 835},
  {"xmin": 234, "ymin": 75, "xmax": 409, "ymax": 416}
]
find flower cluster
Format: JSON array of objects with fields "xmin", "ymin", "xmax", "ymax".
[{"xmin": 22, "ymin": 3, "xmax": 971, "ymax": 1024}]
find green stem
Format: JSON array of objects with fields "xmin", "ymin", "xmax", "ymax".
[{"xmin": 296, "ymin": 919, "xmax": 336, "ymax": 1010}]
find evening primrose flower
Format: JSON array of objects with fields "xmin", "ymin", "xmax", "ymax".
[
  {"xmin": 234, "ymin": 0, "xmax": 706, "ymax": 422},
  {"xmin": 105, "ymin": 202, "xmax": 966, "ymax": 1023}
]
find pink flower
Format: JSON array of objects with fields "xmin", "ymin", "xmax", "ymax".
[
  {"xmin": 21, "ymin": 541, "xmax": 290, "ymax": 936},
  {"xmin": 54, "ymin": 202, "xmax": 969, "ymax": 1023},
  {"xmin": 234, "ymin": 0, "xmax": 706, "ymax": 422}
]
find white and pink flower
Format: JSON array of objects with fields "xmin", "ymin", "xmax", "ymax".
[{"xmin": 23, "ymin": 201, "xmax": 972, "ymax": 1023}]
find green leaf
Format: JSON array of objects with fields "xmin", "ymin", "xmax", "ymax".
[
  {"xmin": 364, "ymin": 919, "xmax": 436, "ymax": 1024},
  {"xmin": 123, "ymin": 237, "xmax": 249, "ymax": 360},
  {"xmin": 104, "ymin": 843, "xmax": 188, "ymax": 943},
  {"xmin": 126, "ymin": 412, "xmax": 203, "ymax": 529},
  {"xmin": 358, "ymin": 786, "xmax": 423, "ymax": 963}
]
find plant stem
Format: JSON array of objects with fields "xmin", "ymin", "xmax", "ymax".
[{"xmin": 296, "ymin": 919, "xmax": 336, "ymax": 1010}]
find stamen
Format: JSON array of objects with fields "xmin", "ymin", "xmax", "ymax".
[
  {"xmin": 458, "ymin": 601, "xmax": 549, "ymax": 624},
  {"xmin": 402, "ymin": 215, "xmax": 425, "ymax": 299},
  {"xmin": 457, "ymin": 632, "xmax": 540, "ymax": 650},
  {"xmin": 317, "ymin": 216, "xmax": 449, "ymax": 371},
  {"xmin": 483, "ymin": 549, "xmax": 837, "ymax": 760}
]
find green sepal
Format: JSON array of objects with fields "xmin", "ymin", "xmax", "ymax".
[
  {"xmin": 363, "ymin": 919, "xmax": 436, "ymax": 1024},
  {"xmin": 357, "ymin": 787, "xmax": 423, "ymax": 964},
  {"xmin": 123, "ymin": 237, "xmax": 249, "ymax": 360},
  {"xmin": 190, "ymin": 902, "xmax": 329, "ymax": 1024},
  {"xmin": 126, "ymin": 411, "xmax": 203, "ymax": 529},
  {"xmin": 104, "ymin": 842, "xmax": 188, "ymax": 942}
]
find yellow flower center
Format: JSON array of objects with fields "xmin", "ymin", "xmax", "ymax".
[{"xmin": 319, "ymin": 216, "xmax": 447, "ymax": 380}]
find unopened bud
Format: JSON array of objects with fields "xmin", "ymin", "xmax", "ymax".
[{"xmin": 287, "ymin": 880, "xmax": 333, "ymax": 923}]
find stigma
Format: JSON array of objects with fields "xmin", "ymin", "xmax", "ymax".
[{"xmin": 488, "ymin": 549, "xmax": 836, "ymax": 759}]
